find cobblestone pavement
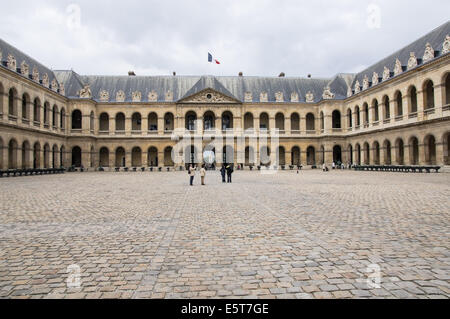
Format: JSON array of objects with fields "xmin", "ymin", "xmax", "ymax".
[{"xmin": 0, "ymin": 170, "xmax": 449, "ymax": 299}]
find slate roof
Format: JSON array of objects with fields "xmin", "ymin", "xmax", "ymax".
[
  {"xmin": 351, "ymin": 20, "xmax": 450, "ymax": 93},
  {"xmin": 0, "ymin": 38, "xmax": 59, "ymax": 88}
]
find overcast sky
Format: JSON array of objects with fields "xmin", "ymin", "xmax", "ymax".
[{"xmin": 1, "ymin": 0, "xmax": 449, "ymax": 78}]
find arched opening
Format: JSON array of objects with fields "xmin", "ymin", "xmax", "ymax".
[
  {"xmin": 164, "ymin": 147, "xmax": 174, "ymax": 166},
  {"xmin": 244, "ymin": 113, "xmax": 254, "ymax": 130},
  {"xmin": 0, "ymin": 138, "xmax": 3, "ymax": 169},
  {"xmin": 60, "ymin": 146, "xmax": 65, "ymax": 168},
  {"xmin": 347, "ymin": 109, "xmax": 353, "ymax": 128},
  {"xmin": 148, "ymin": 147, "xmax": 158, "ymax": 167},
  {"xmin": 383, "ymin": 96, "xmax": 390, "ymax": 120},
  {"xmin": 8, "ymin": 88, "xmax": 18, "ymax": 117},
  {"xmin": 320, "ymin": 146, "xmax": 325, "ymax": 164},
  {"xmin": 90, "ymin": 146, "xmax": 95, "ymax": 168},
  {"xmin": 185, "ymin": 145, "xmax": 198, "ymax": 165},
  {"xmin": 71, "ymin": 146, "xmax": 82, "ymax": 167},
  {"xmin": 355, "ymin": 106, "xmax": 360, "ymax": 127},
  {"xmin": 409, "ymin": 137, "xmax": 419, "ymax": 165},
  {"xmin": 320, "ymin": 112, "xmax": 324, "ymax": 131},
  {"xmin": 373, "ymin": 142, "xmax": 380, "ymax": 165},
  {"xmin": 291, "ymin": 113, "xmax": 300, "ymax": 132},
  {"xmin": 185, "ymin": 111, "xmax": 197, "ymax": 131},
  {"xmin": 33, "ymin": 98, "xmax": 41, "ymax": 124},
  {"xmin": 44, "ymin": 102, "xmax": 50, "ymax": 126},
  {"xmin": 306, "ymin": 113, "xmax": 315, "ymax": 131},
  {"xmin": 363, "ymin": 143, "xmax": 370, "ymax": 165},
  {"xmin": 260, "ymin": 146, "xmax": 271, "ymax": 166},
  {"xmin": 355, "ymin": 144, "xmax": 361, "ymax": 165},
  {"xmin": 424, "ymin": 135, "xmax": 436, "ymax": 165},
  {"xmin": 348, "ymin": 144, "xmax": 353, "ymax": 165},
  {"xmin": 115, "ymin": 147, "xmax": 126, "ymax": 167},
  {"xmin": 99, "ymin": 113, "xmax": 109, "ymax": 132},
  {"xmin": 259, "ymin": 113, "xmax": 269, "ymax": 131},
  {"xmin": 409, "ymin": 86, "xmax": 418, "ymax": 114},
  {"xmin": 333, "ymin": 145, "xmax": 342, "ymax": 163},
  {"xmin": 445, "ymin": 74, "xmax": 450, "ymax": 105},
  {"xmin": 0, "ymin": 83, "xmax": 3, "ymax": 118},
  {"xmin": 22, "ymin": 141, "xmax": 30, "ymax": 168},
  {"xmin": 383, "ymin": 140, "xmax": 392, "ymax": 165},
  {"xmin": 52, "ymin": 105, "xmax": 58, "ymax": 128},
  {"xmin": 60, "ymin": 108, "xmax": 66, "ymax": 130},
  {"xmin": 132, "ymin": 112, "xmax": 142, "ymax": 131},
  {"xmin": 132, "ymin": 147, "xmax": 142, "ymax": 167},
  {"xmin": 203, "ymin": 111, "xmax": 215, "ymax": 131},
  {"xmin": 245, "ymin": 146, "xmax": 255, "ymax": 166},
  {"xmin": 90, "ymin": 112, "xmax": 94, "ymax": 132},
  {"xmin": 275, "ymin": 113, "xmax": 285, "ymax": 132},
  {"xmin": 395, "ymin": 91, "xmax": 403, "ymax": 117},
  {"xmin": 33, "ymin": 143, "xmax": 41, "ymax": 168},
  {"xmin": 423, "ymin": 80, "xmax": 435, "ymax": 110},
  {"xmin": 291, "ymin": 147, "xmax": 301, "ymax": 166},
  {"xmin": 443, "ymin": 132, "xmax": 450, "ymax": 165},
  {"xmin": 43, "ymin": 144, "xmax": 50, "ymax": 168},
  {"xmin": 148, "ymin": 112, "xmax": 158, "ymax": 132},
  {"xmin": 115, "ymin": 113, "xmax": 125, "ymax": 132},
  {"xmin": 8, "ymin": 139, "xmax": 18, "ymax": 169},
  {"xmin": 363, "ymin": 103, "xmax": 369, "ymax": 125},
  {"xmin": 395, "ymin": 139, "xmax": 405, "ymax": 165},
  {"xmin": 164, "ymin": 113, "xmax": 174, "ymax": 132},
  {"xmin": 52, "ymin": 145, "xmax": 58, "ymax": 168},
  {"xmin": 71, "ymin": 110, "xmax": 82, "ymax": 129},
  {"xmin": 306, "ymin": 146, "xmax": 315, "ymax": 166},
  {"xmin": 278, "ymin": 146, "xmax": 286, "ymax": 166},
  {"xmin": 22, "ymin": 93, "xmax": 30, "ymax": 120},
  {"xmin": 372, "ymin": 99, "xmax": 380, "ymax": 122},
  {"xmin": 222, "ymin": 111, "xmax": 233, "ymax": 130},
  {"xmin": 332, "ymin": 110, "xmax": 341, "ymax": 129},
  {"xmin": 99, "ymin": 147, "xmax": 109, "ymax": 167}
]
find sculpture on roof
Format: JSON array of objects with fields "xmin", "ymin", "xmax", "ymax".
[
  {"xmin": 407, "ymin": 52, "xmax": 418, "ymax": 70},
  {"xmin": 32, "ymin": 66, "xmax": 39, "ymax": 82},
  {"xmin": 306, "ymin": 91, "xmax": 314, "ymax": 103},
  {"xmin": 347, "ymin": 86, "xmax": 352, "ymax": 98},
  {"xmin": 51, "ymin": 79, "xmax": 58, "ymax": 92},
  {"xmin": 59, "ymin": 83, "xmax": 65, "ymax": 96},
  {"xmin": 322, "ymin": 86, "xmax": 335, "ymax": 99},
  {"xmin": 78, "ymin": 84, "xmax": 92, "ymax": 98},
  {"xmin": 394, "ymin": 59, "xmax": 403, "ymax": 76},
  {"xmin": 42, "ymin": 73, "xmax": 50, "ymax": 88},
  {"xmin": 291, "ymin": 92, "xmax": 299, "ymax": 103},
  {"xmin": 20, "ymin": 61, "xmax": 29, "ymax": 76},
  {"xmin": 423, "ymin": 43, "xmax": 435, "ymax": 62},
  {"xmin": 99, "ymin": 90, "xmax": 109, "ymax": 102},
  {"xmin": 443, "ymin": 35, "xmax": 450, "ymax": 54},
  {"xmin": 116, "ymin": 90, "xmax": 125, "ymax": 102},
  {"xmin": 275, "ymin": 91, "xmax": 284, "ymax": 103},
  {"xmin": 260, "ymin": 92, "xmax": 268, "ymax": 103},
  {"xmin": 132, "ymin": 91, "xmax": 142, "ymax": 102},
  {"xmin": 382, "ymin": 67, "xmax": 390, "ymax": 81},
  {"xmin": 148, "ymin": 91, "xmax": 158, "ymax": 102},
  {"xmin": 7, "ymin": 54, "xmax": 16, "ymax": 71},
  {"xmin": 244, "ymin": 92, "xmax": 253, "ymax": 102},
  {"xmin": 362, "ymin": 76, "xmax": 370, "ymax": 91},
  {"xmin": 372, "ymin": 72, "xmax": 379, "ymax": 86},
  {"xmin": 354, "ymin": 81, "xmax": 361, "ymax": 94}
]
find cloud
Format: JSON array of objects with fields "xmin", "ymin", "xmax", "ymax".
[{"xmin": 1, "ymin": 0, "xmax": 449, "ymax": 77}]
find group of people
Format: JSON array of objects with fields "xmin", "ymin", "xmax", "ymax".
[{"xmin": 188, "ymin": 164, "xmax": 234, "ymax": 186}]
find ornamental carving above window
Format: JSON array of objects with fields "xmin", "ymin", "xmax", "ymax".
[
  {"xmin": 59, "ymin": 83, "xmax": 65, "ymax": 96},
  {"xmin": 32, "ymin": 67, "xmax": 39, "ymax": 82},
  {"xmin": 382, "ymin": 67, "xmax": 390, "ymax": 81},
  {"xmin": 7, "ymin": 54, "xmax": 16, "ymax": 71},
  {"xmin": 423, "ymin": 43, "xmax": 435, "ymax": 62},
  {"xmin": 275, "ymin": 91, "xmax": 284, "ymax": 102},
  {"xmin": 42, "ymin": 73, "xmax": 50, "ymax": 88},
  {"xmin": 306, "ymin": 91, "xmax": 314, "ymax": 103},
  {"xmin": 116, "ymin": 90, "xmax": 125, "ymax": 102},
  {"xmin": 148, "ymin": 91, "xmax": 158, "ymax": 102},
  {"xmin": 407, "ymin": 52, "xmax": 418, "ymax": 69},
  {"xmin": 51, "ymin": 79, "xmax": 58, "ymax": 92},
  {"xmin": 362, "ymin": 76, "xmax": 370, "ymax": 91},
  {"xmin": 99, "ymin": 90, "xmax": 109, "ymax": 102},
  {"xmin": 291, "ymin": 92, "xmax": 299, "ymax": 103},
  {"xmin": 322, "ymin": 86, "xmax": 335, "ymax": 99},
  {"xmin": 372, "ymin": 72, "xmax": 379, "ymax": 86},
  {"xmin": 20, "ymin": 61, "xmax": 29, "ymax": 76},
  {"xmin": 132, "ymin": 91, "xmax": 142, "ymax": 102},
  {"xmin": 443, "ymin": 35, "xmax": 450, "ymax": 54},
  {"xmin": 244, "ymin": 92, "xmax": 253, "ymax": 102},
  {"xmin": 393, "ymin": 59, "xmax": 403, "ymax": 76},
  {"xmin": 260, "ymin": 92, "xmax": 268, "ymax": 102},
  {"xmin": 354, "ymin": 81, "xmax": 361, "ymax": 94}
]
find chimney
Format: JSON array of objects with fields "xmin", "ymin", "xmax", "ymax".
[
  {"xmin": 238, "ymin": 72, "xmax": 243, "ymax": 77},
  {"xmin": 173, "ymin": 71, "xmax": 176, "ymax": 76},
  {"xmin": 128, "ymin": 71, "xmax": 136, "ymax": 76},
  {"xmin": 307, "ymin": 74, "xmax": 312, "ymax": 78},
  {"xmin": 279, "ymin": 72, "xmax": 285, "ymax": 77}
]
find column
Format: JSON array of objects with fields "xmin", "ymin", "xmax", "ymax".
[
  {"xmin": 158, "ymin": 117, "xmax": 164, "ymax": 135},
  {"xmin": 142, "ymin": 115, "xmax": 148, "ymax": 134},
  {"xmin": 233, "ymin": 116, "xmax": 242, "ymax": 131},
  {"xmin": 418, "ymin": 143, "xmax": 426, "ymax": 165},
  {"xmin": 300, "ymin": 149, "xmax": 307, "ymax": 166},
  {"xmin": 125, "ymin": 114, "xmax": 131, "ymax": 136},
  {"xmin": 402, "ymin": 94, "xmax": 409, "ymax": 119},
  {"xmin": 324, "ymin": 146, "xmax": 333, "ymax": 165},
  {"xmin": 417, "ymin": 90, "xmax": 424, "ymax": 121},
  {"xmin": 300, "ymin": 116, "xmax": 306, "ymax": 134},
  {"xmin": 109, "ymin": 151, "xmax": 115, "ymax": 168},
  {"xmin": 404, "ymin": 144, "xmax": 410, "ymax": 166},
  {"xmin": 125, "ymin": 150, "xmax": 132, "ymax": 168},
  {"xmin": 254, "ymin": 117, "xmax": 260, "ymax": 133},
  {"xmin": 110, "ymin": 117, "xmax": 116, "ymax": 135},
  {"xmin": 436, "ymin": 142, "xmax": 444, "ymax": 166},
  {"xmin": 142, "ymin": 151, "xmax": 148, "ymax": 167},
  {"xmin": 434, "ymin": 84, "xmax": 444, "ymax": 117},
  {"xmin": 82, "ymin": 148, "xmax": 89, "ymax": 168},
  {"xmin": 285, "ymin": 117, "xmax": 291, "ymax": 135},
  {"xmin": 158, "ymin": 151, "xmax": 164, "ymax": 167},
  {"xmin": 269, "ymin": 117, "xmax": 276, "ymax": 133},
  {"xmin": 285, "ymin": 149, "xmax": 292, "ymax": 167},
  {"xmin": 367, "ymin": 105, "xmax": 373, "ymax": 127},
  {"xmin": 323, "ymin": 113, "xmax": 330, "ymax": 134}
]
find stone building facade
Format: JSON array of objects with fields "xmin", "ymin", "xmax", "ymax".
[{"xmin": 1, "ymin": 22, "xmax": 449, "ymax": 170}]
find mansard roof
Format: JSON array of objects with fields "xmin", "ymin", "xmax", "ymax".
[
  {"xmin": 351, "ymin": 20, "xmax": 450, "ymax": 93},
  {"xmin": 0, "ymin": 38, "xmax": 59, "ymax": 88}
]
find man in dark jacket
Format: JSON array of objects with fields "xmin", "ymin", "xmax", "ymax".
[
  {"xmin": 220, "ymin": 165, "xmax": 226, "ymax": 183},
  {"xmin": 226, "ymin": 165, "xmax": 234, "ymax": 183}
]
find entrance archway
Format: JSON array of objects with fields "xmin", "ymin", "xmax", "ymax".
[
  {"xmin": 72, "ymin": 146, "xmax": 82, "ymax": 167},
  {"xmin": 333, "ymin": 145, "xmax": 342, "ymax": 163}
]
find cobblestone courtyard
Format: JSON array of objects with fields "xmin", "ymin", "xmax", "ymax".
[{"xmin": 0, "ymin": 170, "xmax": 449, "ymax": 299}]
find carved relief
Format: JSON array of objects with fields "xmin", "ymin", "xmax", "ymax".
[
  {"xmin": 363, "ymin": 76, "xmax": 370, "ymax": 91},
  {"xmin": 322, "ymin": 86, "xmax": 335, "ymax": 100},
  {"xmin": 51, "ymin": 79, "xmax": 58, "ymax": 92},
  {"xmin": 99, "ymin": 90, "xmax": 109, "ymax": 102},
  {"xmin": 394, "ymin": 59, "xmax": 403, "ymax": 76},
  {"xmin": 20, "ymin": 61, "xmax": 29, "ymax": 75},
  {"xmin": 382, "ymin": 67, "xmax": 390, "ymax": 81},
  {"xmin": 116, "ymin": 90, "xmax": 125, "ymax": 102},
  {"xmin": 7, "ymin": 54, "xmax": 17, "ymax": 71},
  {"xmin": 443, "ymin": 35, "xmax": 450, "ymax": 54},
  {"xmin": 59, "ymin": 83, "xmax": 65, "ymax": 96},
  {"xmin": 32, "ymin": 66, "xmax": 39, "ymax": 82},
  {"xmin": 78, "ymin": 84, "xmax": 92, "ymax": 98},
  {"xmin": 244, "ymin": 92, "xmax": 253, "ymax": 102},
  {"xmin": 354, "ymin": 81, "xmax": 361, "ymax": 94},
  {"xmin": 165, "ymin": 90, "xmax": 173, "ymax": 102},
  {"xmin": 42, "ymin": 73, "xmax": 49, "ymax": 88},
  {"xmin": 275, "ymin": 91, "xmax": 284, "ymax": 102},
  {"xmin": 306, "ymin": 91, "xmax": 314, "ymax": 103},
  {"xmin": 148, "ymin": 91, "xmax": 158, "ymax": 102},
  {"xmin": 372, "ymin": 72, "xmax": 379, "ymax": 86},
  {"xmin": 291, "ymin": 92, "xmax": 299, "ymax": 103},
  {"xmin": 132, "ymin": 91, "xmax": 142, "ymax": 102},
  {"xmin": 184, "ymin": 90, "xmax": 235, "ymax": 103},
  {"xmin": 423, "ymin": 43, "xmax": 435, "ymax": 62},
  {"xmin": 260, "ymin": 92, "xmax": 268, "ymax": 103},
  {"xmin": 407, "ymin": 52, "xmax": 418, "ymax": 69}
]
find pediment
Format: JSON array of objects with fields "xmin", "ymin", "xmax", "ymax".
[{"xmin": 178, "ymin": 89, "xmax": 240, "ymax": 104}]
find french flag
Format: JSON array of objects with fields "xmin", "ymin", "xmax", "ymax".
[{"xmin": 208, "ymin": 53, "xmax": 221, "ymax": 65}]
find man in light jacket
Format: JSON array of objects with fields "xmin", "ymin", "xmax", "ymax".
[
  {"xmin": 200, "ymin": 164, "xmax": 206, "ymax": 186},
  {"xmin": 189, "ymin": 165, "xmax": 196, "ymax": 186}
]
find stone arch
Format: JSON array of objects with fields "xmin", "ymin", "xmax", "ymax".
[
  {"xmin": 442, "ymin": 132, "xmax": 450, "ymax": 165},
  {"xmin": 60, "ymin": 145, "xmax": 65, "ymax": 168},
  {"xmin": 164, "ymin": 112, "xmax": 174, "ymax": 132},
  {"xmin": 185, "ymin": 111, "xmax": 197, "ymax": 131},
  {"xmin": 99, "ymin": 147, "xmax": 110, "ymax": 167},
  {"xmin": 203, "ymin": 111, "xmax": 216, "ymax": 130},
  {"xmin": 22, "ymin": 140, "xmax": 31, "ymax": 169},
  {"xmin": 355, "ymin": 143, "xmax": 361, "ymax": 165},
  {"xmin": 383, "ymin": 95, "xmax": 390, "ymax": 120},
  {"xmin": 148, "ymin": 147, "xmax": 158, "ymax": 167},
  {"xmin": 259, "ymin": 112, "xmax": 269, "ymax": 130},
  {"xmin": 148, "ymin": 112, "xmax": 158, "ymax": 132},
  {"xmin": 90, "ymin": 146, "xmax": 95, "ymax": 167},
  {"xmin": 394, "ymin": 90, "xmax": 403, "ymax": 117},
  {"xmin": 383, "ymin": 139, "xmax": 392, "ymax": 165},
  {"xmin": 8, "ymin": 87, "xmax": 18, "ymax": 117},
  {"xmin": 72, "ymin": 146, "xmax": 82, "ymax": 167},
  {"xmin": 245, "ymin": 146, "xmax": 255, "ymax": 166},
  {"xmin": 99, "ymin": 113, "xmax": 109, "ymax": 132},
  {"xmin": 52, "ymin": 105, "xmax": 58, "ymax": 128},
  {"xmin": 244, "ymin": 112, "xmax": 254, "ymax": 130},
  {"xmin": 115, "ymin": 147, "xmax": 126, "ymax": 167},
  {"xmin": 277, "ymin": 146, "xmax": 286, "ymax": 166},
  {"xmin": 33, "ymin": 142, "xmax": 41, "ymax": 168},
  {"xmin": 115, "ymin": 112, "xmax": 126, "ymax": 131},
  {"xmin": 395, "ymin": 138, "xmax": 405, "ymax": 165},
  {"xmin": 347, "ymin": 108, "xmax": 353, "ymax": 128},
  {"xmin": 306, "ymin": 146, "xmax": 316, "ymax": 166},
  {"xmin": 131, "ymin": 147, "xmax": 142, "ymax": 167},
  {"xmin": 423, "ymin": 79, "xmax": 435, "ymax": 110},
  {"xmin": 424, "ymin": 134, "xmax": 437, "ymax": 165},
  {"xmin": 185, "ymin": 145, "xmax": 199, "ymax": 165},
  {"xmin": 355, "ymin": 106, "xmax": 361, "ymax": 127},
  {"xmin": 22, "ymin": 93, "xmax": 30, "ymax": 120},
  {"xmin": 43, "ymin": 102, "xmax": 50, "ymax": 126},
  {"xmin": 71, "ymin": 109, "xmax": 82, "ymax": 129},
  {"xmin": 132, "ymin": 112, "xmax": 142, "ymax": 131},
  {"xmin": 333, "ymin": 145, "xmax": 342, "ymax": 163},
  {"xmin": 33, "ymin": 97, "xmax": 41, "ymax": 124},
  {"xmin": 222, "ymin": 111, "xmax": 233, "ymax": 130},
  {"xmin": 362, "ymin": 103, "xmax": 369, "ymax": 125},
  {"xmin": 372, "ymin": 141, "xmax": 380, "ymax": 165},
  {"xmin": 291, "ymin": 112, "xmax": 300, "ymax": 131},
  {"xmin": 332, "ymin": 110, "xmax": 341, "ymax": 129},
  {"xmin": 8, "ymin": 139, "xmax": 18, "ymax": 169},
  {"xmin": 408, "ymin": 136, "xmax": 419, "ymax": 165},
  {"xmin": 306, "ymin": 113, "xmax": 315, "ymax": 131},
  {"xmin": 52, "ymin": 144, "xmax": 58, "ymax": 168},
  {"xmin": 291, "ymin": 146, "xmax": 301, "ymax": 166},
  {"xmin": 164, "ymin": 147, "xmax": 174, "ymax": 167},
  {"xmin": 43, "ymin": 143, "xmax": 50, "ymax": 168},
  {"xmin": 347, "ymin": 144, "xmax": 353, "ymax": 165},
  {"xmin": 372, "ymin": 99, "xmax": 380, "ymax": 122},
  {"xmin": 408, "ymin": 85, "xmax": 418, "ymax": 114},
  {"xmin": 363, "ymin": 142, "xmax": 370, "ymax": 165},
  {"xmin": 275, "ymin": 113, "xmax": 285, "ymax": 131},
  {"xmin": 60, "ymin": 108, "xmax": 66, "ymax": 130}
]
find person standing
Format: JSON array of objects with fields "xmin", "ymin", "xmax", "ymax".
[
  {"xmin": 220, "ymin": 165, "xmax": 226, "ymax": 183},
  {"xmin": 189, "ymin": 165, "xmax": 196, "ymax": 186},
  {"xmin": 226, "ymin": 165, "xmax": 234, "ymax": 183},
  {"xmin": 200, "ymin": 164, "xmax": 206, "ymax": 186}
]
